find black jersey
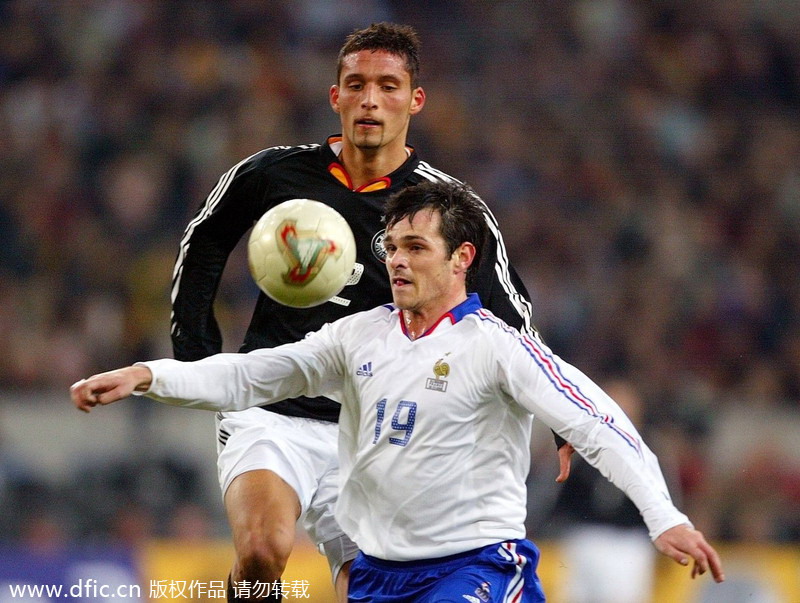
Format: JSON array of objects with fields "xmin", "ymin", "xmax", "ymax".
[{"xmin": 171, "ymin": 136, "xmax": 535, "ymax": 422}]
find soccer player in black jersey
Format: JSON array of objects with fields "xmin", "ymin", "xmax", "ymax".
[{"xmin": 169, "ymin": 23, "xmax": 571, "ymax": 601}]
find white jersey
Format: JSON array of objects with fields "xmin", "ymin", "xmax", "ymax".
[{"xmin": 141, "ymin": 294, "xmax": 689, "ymax": 561}]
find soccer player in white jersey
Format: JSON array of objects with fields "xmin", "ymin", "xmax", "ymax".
[
  {"xmin": 72, "ymin": 180, "xmax": 724, "ymax": 601},
  {"xmin": 168, "ymin": 22, "xmax": 571, "ymax": 601}
]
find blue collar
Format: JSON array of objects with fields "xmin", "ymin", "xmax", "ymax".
[
  {"xmin": 447, "ymin": 292, "xmax": 483, "ymax": 323},
  {"xmin": 393, "ymin": 293, "xmax": 483, "ymax": 340}
]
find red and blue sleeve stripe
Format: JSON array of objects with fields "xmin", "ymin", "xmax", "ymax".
[{"xmin": 477, "ymin": 310, "xmax": 643, "ymax": 457}]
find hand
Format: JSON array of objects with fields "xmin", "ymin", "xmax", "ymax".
[
  {"xmin": 555, "ymin": 442, "xmax": 575, "ymax": 483},
  {"xmin": 70, "ymin": 366, "xmax": 153, "ymax": 413},
  {"xmin": 654, "ymin": 524, "xmax": 725, "ymax": 583}
]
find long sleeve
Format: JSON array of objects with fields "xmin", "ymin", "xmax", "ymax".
[
  {"xmin": 143, "ymin": 322, "xmax": 345, "ymax": 411},
  {"xmin": 170, "ymin": 151, "xmax": 268, "ymax": 361},
  {"xmin": 498, "ymin": 329, "xmax": 690, "ymax": 540}
]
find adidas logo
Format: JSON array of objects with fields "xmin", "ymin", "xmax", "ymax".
[{"xmin": 356, "ymin": 361, "xmax": 373, "ymax": 377}]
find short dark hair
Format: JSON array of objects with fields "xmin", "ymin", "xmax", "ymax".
[
  {"xmin": 383, "ymin": 180, "xmax": 488, "ymax": 287},
  {"xmin": 337, "ymin": 22, "xmax": 421, "ymax": 88}
]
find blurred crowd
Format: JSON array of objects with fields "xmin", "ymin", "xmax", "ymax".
[{"xmin": 1, "ymin": 0, "xmax": 799, "ymax": 548}]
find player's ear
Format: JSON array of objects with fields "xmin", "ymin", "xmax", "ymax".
[
  {"xmin": 453, "ymin": 242, "xmax": 476, "ymax": 274},
  {"xmin": 409, "ymin": 87, "xmax": 425, "ymax": 115},
  {"xmin": 330, "ymin": 85, "xmax": 340, "ymax": 113}
]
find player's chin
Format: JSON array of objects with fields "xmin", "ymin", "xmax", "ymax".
[
  {"xmin": 352, "ymin": 130, "xmax": 382, "ymax": 148},
  {"xmin": 391, "ymin": 285, "xmax": 413, "ymax": 307}
]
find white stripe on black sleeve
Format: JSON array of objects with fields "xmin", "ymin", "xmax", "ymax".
[
  {"xmin": 414, "ymin": 162, "xmax": 535, "ymax": 337},
  {"xmin": 169, "ymin": 150, "xmax": 264, "ymax": 332}
]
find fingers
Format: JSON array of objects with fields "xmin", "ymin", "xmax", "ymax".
[
  {"xmin": 687, "ymin": 534, "xmax": 726, "ymax": 583},
  {"xmin": 656, "ymin": 526, "xmax": 725, "ymax": 583},
  {"xmin": 70, "ymin": 379, "xmax": 96, "ymax": 412},
  {"xmin": 69, "ymin": 374, "xmax": 124, "ymax": 412},
  {"xmin": 663, "ymin": 543, "xmax": 700, "ymax": 575},
  {"xmin": 690, "ymin": 548, "xmax": 709, "ymax": 578},
  {"xmin": 701, "ymin": 539, "xmax": 726, "ymax": 583},
  {"xmin": 70, "ymin": 366, "xmax": 150, "ymax": 413},
  {"xmin": 655, "ymin": 539, "xmax": 690, "ymax": 568},
  {"xmin": 555, "ymin": 443, "xmax": 575, "ymax": 483},
  {"xmin": 70, "ymin": 378, "xmax": 110, "ymax": 412}
]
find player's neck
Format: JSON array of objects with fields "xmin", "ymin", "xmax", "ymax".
[
  {"xmin": 402, "ymin": 292, "xmax": 468, "ymax": 340},
  {"xmin": 403, "ymin": 311, "xmax": 432, "ymax": 341},
  {"xmin": 339, "ymin": 142, "xmax": 410, "ymax": 189}
]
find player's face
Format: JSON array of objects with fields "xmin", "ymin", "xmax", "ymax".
[
  {"xmin": 384, "ymin": 210, "xmax": 471, "ymax": 315},
  {"xmin": 331, "ymin": 50, "xmax": 425, "ymax": 155}
]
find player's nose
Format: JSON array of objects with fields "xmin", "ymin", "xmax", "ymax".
[
  {"xmin": 388, "ymin": 247, "xmax": 409, "ymax": 267},
  {"xmin": 360, "ymin": 84, "xmax": 378, "ymax": 109}
]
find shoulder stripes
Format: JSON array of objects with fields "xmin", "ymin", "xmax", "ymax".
[
  {"xmin": 484, "ymin": 217, "xmax": 536, "ymax": 338},
  {"xmin": 414, "ymin": 162, "xmax": 536, "ymax": 336},
  {"xmin": 414, "ymin": 161, "xmax": 461, "ymax": 184},
  {"xmin": 169, "ymin": 149, "xmax": 265, "ymax": 332},
  {"xmin": 476, "ymin": 309, "xmax": 642, "ymax": 456},
  {"xmin": 170, "ymin": 143, "xmax": 325, "ymax": 333}
]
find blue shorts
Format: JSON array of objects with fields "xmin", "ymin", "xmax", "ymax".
[{"xmin": 347, "ymin": 540, "xmax": 545, "ymax": 602}]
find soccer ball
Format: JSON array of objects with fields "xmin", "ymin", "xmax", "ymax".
[{"xmin": 248, "ymin": 199, "xmax": 357, "ymax": 308}]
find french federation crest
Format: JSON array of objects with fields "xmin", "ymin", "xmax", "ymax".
[
  {"xmin": 433, "ymin": 358, "xmax": 450, "ymax": 379},
  {"xmin": 426, "ymin": 357, "xmax": 450, "ymax": 392},
  {"xmin": 277, "ymin": 220, "xmax": 341, "ymax": 286}
]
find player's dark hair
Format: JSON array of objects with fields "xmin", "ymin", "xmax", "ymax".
[
  {"xmin": 383, "ymin": 180, "xmax": 488, "ymax": 287},
  {"xmin": 337, "ymin": 22, "xmax": 421, "ymax": 88}
]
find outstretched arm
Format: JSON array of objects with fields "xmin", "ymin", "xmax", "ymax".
[
  {"xmin": 655, "ymin": 524, "xmax": 725, "ymax": 583},
  {"xmin": 72, "ymin": 319, "xmax": 346, "ymax": 414},
  {"xmin": 502, "ymin": 334, "xmax": 725, "ymax": 582},
  {"xmin": 71, "ymin": 366, "xmax": 153, "ymax": 412}
]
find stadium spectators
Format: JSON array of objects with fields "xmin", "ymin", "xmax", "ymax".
[{"xmin": 1, "ymin": 0, "xmax": 799, "ymax": 545}]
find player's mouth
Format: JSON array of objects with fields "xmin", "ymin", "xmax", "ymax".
[
  {"xmin": 356, "ymin": 118, "xmax": 382, "ymax": 129},
  {"xmin": 391, "ymin": 275, "xmax": 411, "ymax": 288}
]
